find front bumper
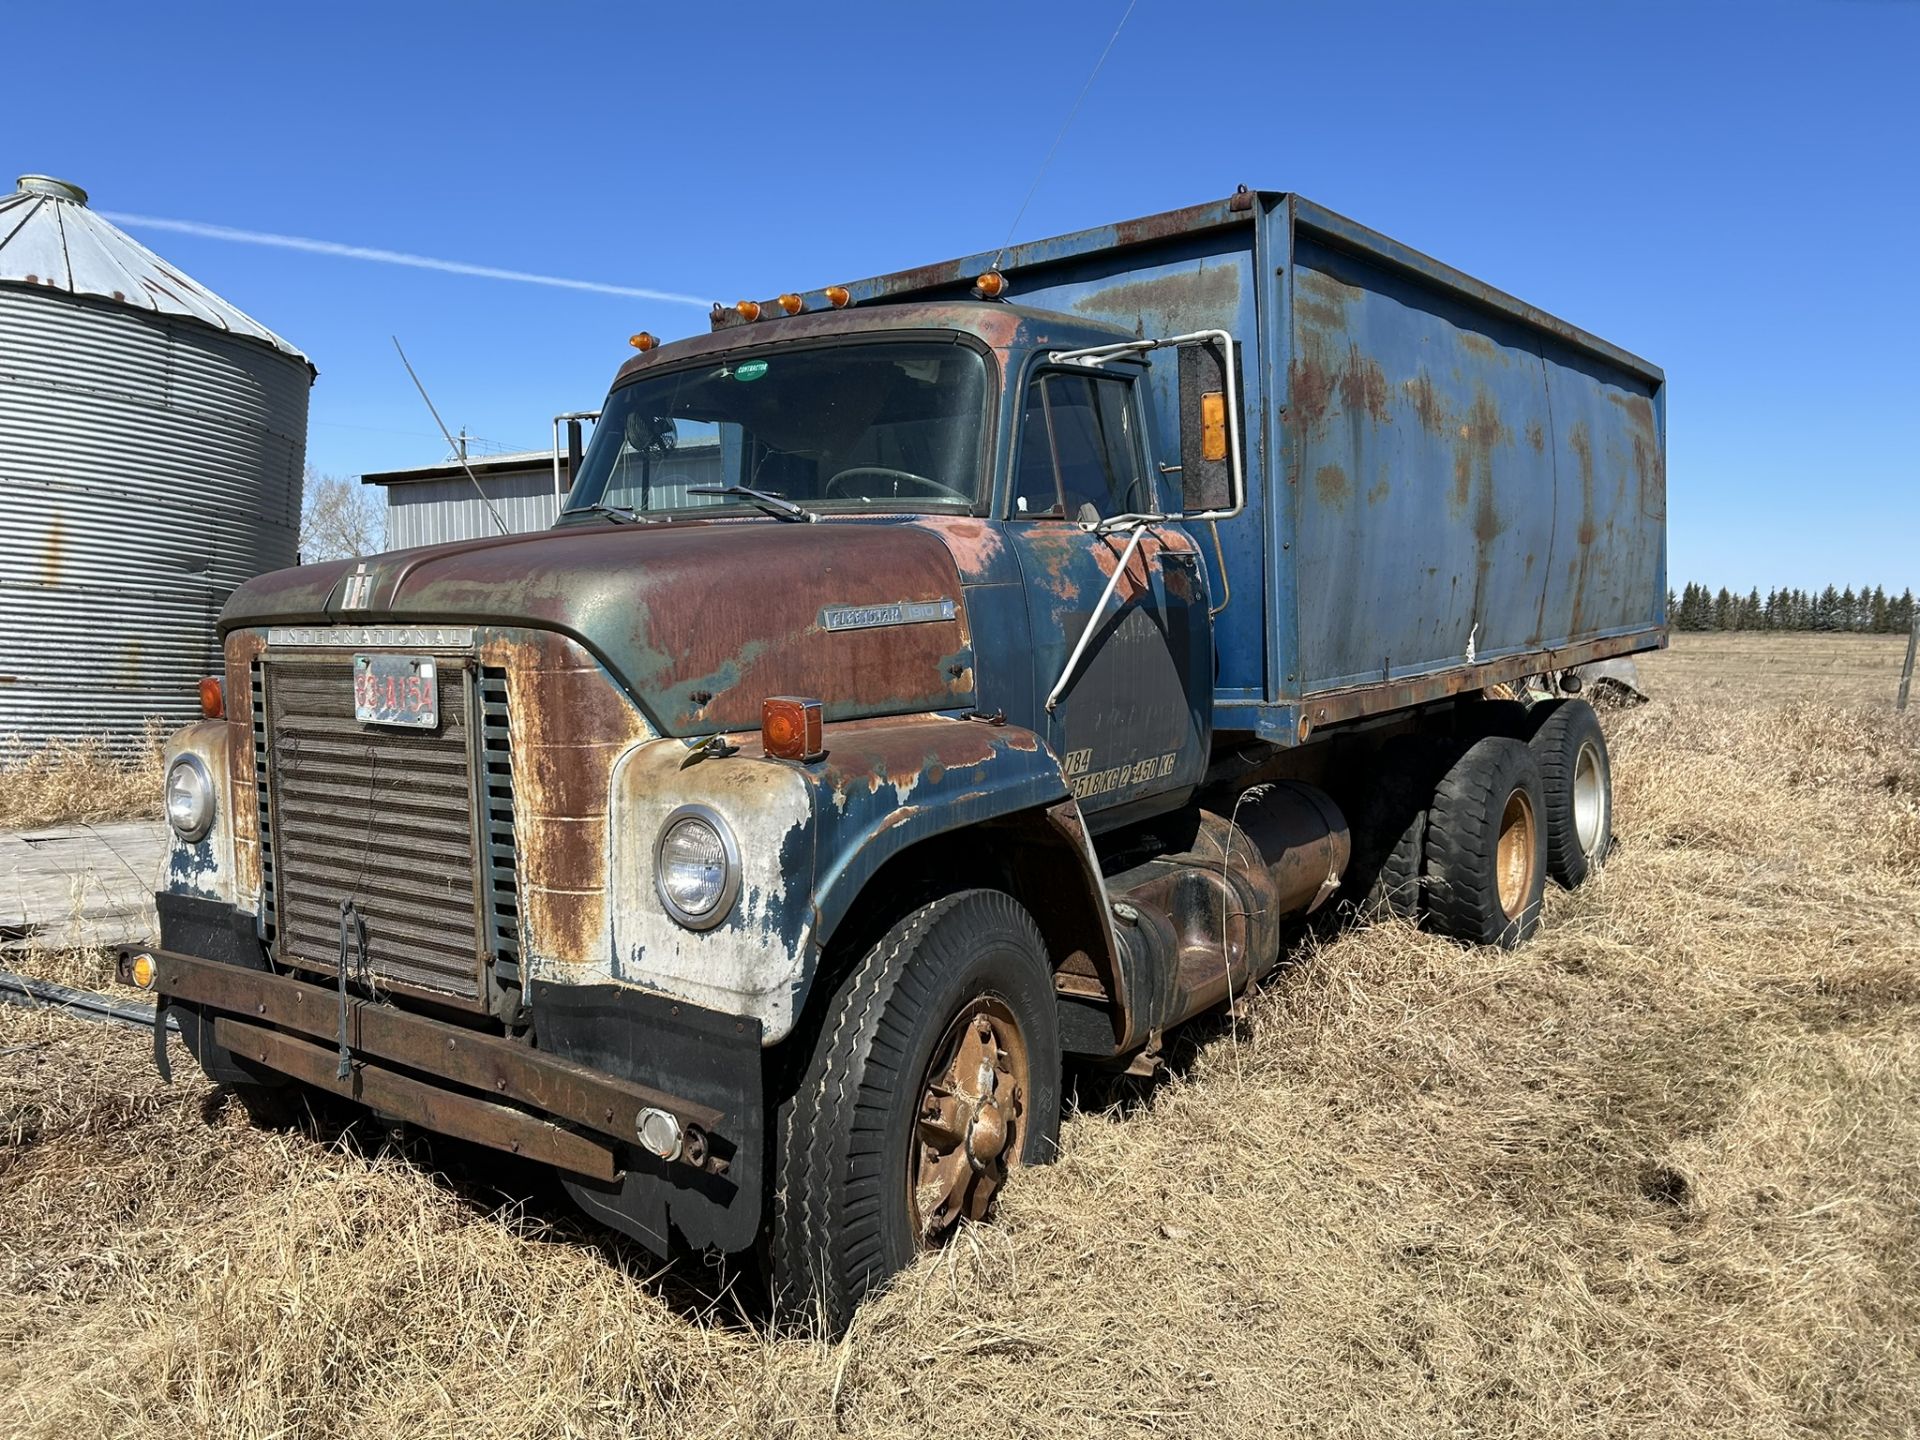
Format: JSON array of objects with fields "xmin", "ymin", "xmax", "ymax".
[{"xmin": 118, "ymin": 943, "xmax": 728, "ymax": 1186}]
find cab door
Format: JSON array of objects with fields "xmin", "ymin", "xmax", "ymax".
[{"xmin": 1002, "ymin": 364, "xmax": 1211, "ymax": 830}]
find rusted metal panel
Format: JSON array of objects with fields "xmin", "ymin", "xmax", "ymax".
[
  {"xmin": 1283, "ymin": 225, "xmax": 1665, "ymax": 713},
  {"xmin": 262, "ymin": 654, "xmax": 488, "ymax": 1006},
  {"xmin": 158, "ymin": 719, "xmax": 233, "ymax": 904},
  {"xmin": 801, "ymin": 715, "xmax": 1070, "ymax": 956},
  {"xmin": 823, "ymin": 190, "xmax": 1665, "ymax": 745},
  {"xmin": 150, "ymin": 946, "xmax": 723, "ymax": 1142},
  {"xmin": 224, "ymin": 518, "xmax": 979, "ymax": 739},
  {"xmin": 1296, "ymin": 626, "xmax": 1660, "ymax": 732},
  {"xmin": 476, "ymin": 628, "xmax": 652, "ymax": 972},
  {"xmin": 212, "ymin": 1016, "xmax": 620, "ymax": 1182}
]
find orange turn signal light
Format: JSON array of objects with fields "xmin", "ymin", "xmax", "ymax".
[
  {"xmin": 735, "ymin": 300, "xmax": 763, "ymax": 323},
  {"xmin": 199, "ymin": 676, "xmax": 224, "ymax": 719},
  {"xmin": 762, "ymin": 696, "xmax": 824, "ymax": 762},
  {"xmin": 972, "ymin": 269, "xmax": 1008, "ymax": 300},
  {"xmin": 776, "ymin": 292, "xmax": 804, "ymax": 316},
  {"xmin": 823, "ymin": 285, "xmax": 851, "ymax": 309},
  {"xmin": 629, "ymin": 331, "xmax": 659, "ymax": 352},
  {"xmin": 130, "ymin": 952, "xmax": 156, "ymax": 989}
]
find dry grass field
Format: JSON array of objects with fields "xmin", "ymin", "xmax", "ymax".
[
  {"xmin": 0, "ymin": 724, "xmax": 163, "ymax": 832},
  {"xmin": 3, "ymin": 632, "xmax": 1918, "ymax": 1438}
]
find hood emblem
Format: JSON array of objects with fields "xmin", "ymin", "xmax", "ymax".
[
  {"xmin": 341, "ymin": 563, "xmax": 373, "ymax": 610},
  {"xmin": 820, "ymin": 598, "xmax": 956, "ymax": 632}
]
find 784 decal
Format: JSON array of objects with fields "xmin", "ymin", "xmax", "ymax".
[{"xmin": 1062, "ymin": 747, "xmax": 1179, "ymax": 800}]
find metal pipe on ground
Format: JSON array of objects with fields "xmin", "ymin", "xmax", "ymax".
[{"xmin": 0, "ymin": 966, "xmax": 176, "ymax": 1031}]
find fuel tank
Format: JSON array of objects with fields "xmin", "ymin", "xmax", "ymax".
[{"xmin": 1108, "ymin": 781, "xmax": 1350, "ymax": 1040}]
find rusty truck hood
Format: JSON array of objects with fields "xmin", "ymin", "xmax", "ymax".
[{"xmin": 222, "ymin": 519, "xmax": 975, "ymax": 735}]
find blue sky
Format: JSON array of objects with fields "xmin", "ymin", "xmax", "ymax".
[{"xmin": 11, "ymin": 1, "xmax": 1915, "ymax": 592}]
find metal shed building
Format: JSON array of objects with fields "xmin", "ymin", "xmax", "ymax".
[
  {"xmin": 362, "ymin": 451, "xmax": 569, "ymax": 549},
  {"xmin": 0, "ymin": 174, "xmax": 314, "ymax": 754},
  {"xmin": 363, "ymin": 438, "xmax": 725, "ymax": 547}
]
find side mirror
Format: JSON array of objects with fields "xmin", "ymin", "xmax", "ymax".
[
  {"xmin": 1047, "ymin": 329, "xmax": 1244, "ymax": 524},
  {"xmin": 566, "ymin": 417, "xmax": 586, "ymax": 482},
  {"xmin": 1177, "ymin": 337, "xmax": 1241, "ymax": 516}
]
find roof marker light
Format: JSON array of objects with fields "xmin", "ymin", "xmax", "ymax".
[
  {"xmin": 629, "ymin": 331, "xmax": 658, "ymax": 352},
  {"xmin": 824, "ymin": 285, "xmax": 852, "ymax": 309},
  {"xmin": 735, "ymin": 300, "xmax": 762, "ymax": 323},
  {"xmin": 972, "ymin": 270, "xmax": 1008, "ymax": 300},
  {"xmin": 776, "ymin": 292, "xmax": 804, "ymax": 316}
]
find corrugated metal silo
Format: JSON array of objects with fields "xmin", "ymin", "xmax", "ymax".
[{"xmin": 0, "ymin": 174, "xmax": 315, "ymax": 754}]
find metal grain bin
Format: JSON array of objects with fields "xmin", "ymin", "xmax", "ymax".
[{"xmin": 0, "ymin": 175, "xmax": 315, "ymax": 755}]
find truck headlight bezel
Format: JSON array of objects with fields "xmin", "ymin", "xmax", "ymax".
[
  {"xmin": 654, "ymin": 803, "xmax": 740, "ymax": 930},
  {"xmin": 165, "ymin": 753, "xmax": 216, "ymax": 843}
]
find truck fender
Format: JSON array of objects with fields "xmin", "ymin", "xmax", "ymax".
[
  {"xmin": 802, "ymin": 716, "xmax": 1072, "ymax": 948},
  {"xmin": 160, "ymin": 720, "xmax": 235, "ymax": 905},
  {"xmin": 799, "ymin": 717, "xmax": 1133, "ymax": 1052},
  {"xmin": 602, "ymin": 718, "xmax": 1124, "ymax": 1050}
]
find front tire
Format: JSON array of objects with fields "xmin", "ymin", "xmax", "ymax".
[{"xmin": 770, "ymin": 889, "xmax": 1062, "ymax": 1333}]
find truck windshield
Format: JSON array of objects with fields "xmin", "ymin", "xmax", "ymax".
[{"xmin": 562, "ymin": 340, "xmax": 990, "ymax": 519}]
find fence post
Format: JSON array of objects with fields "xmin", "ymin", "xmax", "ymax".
[{"xmin": 1900, "ymin": 615, "xmax": 1920, "ymax": 713}]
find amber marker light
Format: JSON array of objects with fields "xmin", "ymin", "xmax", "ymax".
[
  {"xmin": 776, "ymin": 292, "xmax": 804, "ymax": 316},
  {"xmin": 130, "ymin": 952, "xmax": 156, "ymax": 989},
  {"xmin": 823, "ymin": 285, "xmax": 851, "ymax": 309},
  {"xmin": 199, "ymin": 676, "xmax": 224, "ymax": 719},
  {"xmin": 735, "ymin": 300, "xmax": 763, "ymax": 323},
  {"xmin": 629, "ymin": 331, "xmax": 659, "ymax": 352},
  {"xmin": 761, "ymin": 696, "xmax": 825, "ymax": 762},
  {"xmin": 972, "ymin": 269, "xmax": 1008, "ymax": 300}
]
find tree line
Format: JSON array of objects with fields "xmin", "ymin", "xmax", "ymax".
[{"xmin": 1669, "ymin": 582, "xmax": 1917, "ymax": 633}]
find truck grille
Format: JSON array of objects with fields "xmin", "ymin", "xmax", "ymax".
[{"xmin": 261, "ymin": 656, "xmax": 488, "ymax": 1005}]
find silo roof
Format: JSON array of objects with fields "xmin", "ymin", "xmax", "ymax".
[{"xmin": 0, "ymin": 174, "xmax": 312, "ymax": 370}]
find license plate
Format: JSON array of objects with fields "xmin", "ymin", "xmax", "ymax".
[{"xmin": 353, "ymin": 653, "xmax": 439, "ymax": 729}]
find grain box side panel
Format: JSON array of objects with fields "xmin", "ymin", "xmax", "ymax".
[{"xmin": 1287, "ymin": 231, "xmax": 1662, "ymax": 699}]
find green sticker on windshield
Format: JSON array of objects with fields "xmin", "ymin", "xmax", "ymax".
[{"xmin": 734, "ymin": 360, "xmax": 769, "ymax": 382}]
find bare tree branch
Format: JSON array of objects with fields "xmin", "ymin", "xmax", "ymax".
[{"xmin": 300, "ymin": 465, "xmax": 386, "ymax": 562}]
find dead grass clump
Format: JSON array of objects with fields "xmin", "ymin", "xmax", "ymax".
[
  {"xmin": 0, "ymin": 722, "xmax": 164, "ymax": 830},
  {"xmin": 3, "ymin": 634, "xmax": 1919, "ymax": 1437},
  {"xmin": 1, "ymin": 946, "xmax": 121, "ymax": 992}
]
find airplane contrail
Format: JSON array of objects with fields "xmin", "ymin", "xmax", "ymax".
[{"xmin": 98, "ymin": 211, "xmax": 710, "ymax": 306}]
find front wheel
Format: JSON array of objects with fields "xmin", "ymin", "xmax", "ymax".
[{"xmin": 770, "ymin": 890, "xmax": 1062, "ymax": 1333}]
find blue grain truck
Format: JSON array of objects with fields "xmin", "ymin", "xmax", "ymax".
[{"xmin": 128, "ymin": 188, "xmax": 1664, "ymax": 1329}]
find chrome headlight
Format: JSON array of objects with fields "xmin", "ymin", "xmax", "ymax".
[
  {"xmin": 654, "ymin": 804, "xmax": 739, "ymax": 930},
  {"xmin": 164, "ymin": 754, "xmax": 215, "ymax": 843}
]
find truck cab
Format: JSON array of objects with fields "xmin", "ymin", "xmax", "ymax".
[{"xmin": 130, "ymin": 191, "xmax": 1663, "ymax": 1333}]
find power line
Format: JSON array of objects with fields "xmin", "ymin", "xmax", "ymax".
[{"xmin": 991, "ymin": 0, "xmax": 1141, "ymax": 271}]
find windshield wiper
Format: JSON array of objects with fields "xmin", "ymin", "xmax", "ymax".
[
  {"xmin": 688, "ymin": 484, "xmax": 818, "ymax": 523},
  {"xmin": 568, "ymin": 502, "xmax": 654, "ymax": 525}
]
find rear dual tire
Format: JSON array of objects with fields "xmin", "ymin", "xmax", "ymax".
[
  {"xmin": 1527, "ymin": 698, "xmax": 1613, "ymax": 888},
  {"xmin": 1423, "ymin": 736, "xmax": 1548, "ymax": 948}
]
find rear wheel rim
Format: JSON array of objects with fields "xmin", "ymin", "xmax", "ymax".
[
  {"xmin": 1495, "ymin": 788, "xmax": 1538, "ymax": 917},
  {"xmin": 1572, "ymin": 739, "xmax": 1605, "ymax": 857},
  {"xmin": 909, "ymin": 996, "xmax": 1030, "ymax": 1246}
]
